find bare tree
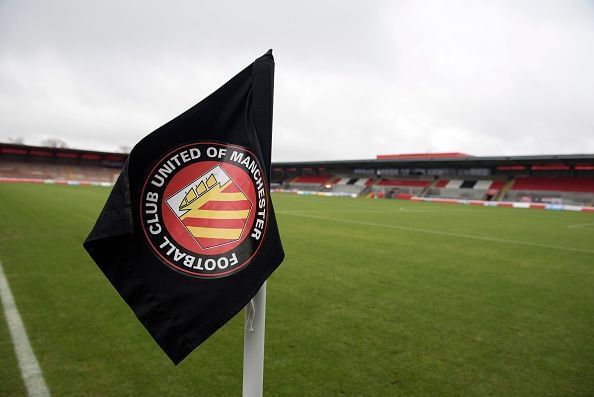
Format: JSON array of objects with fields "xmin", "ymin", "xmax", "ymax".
[
  {"xmin": 41, "ymin": 138, "xmax": 68, "ymax": 148},
  {"xmin": 7, "ymin": 137, "xmax": 25, "ymax": 144}
]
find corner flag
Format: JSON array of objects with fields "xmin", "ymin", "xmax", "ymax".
[{"xmin": 83, "ymin": 50, "xmax": 284, "ymax": 364}]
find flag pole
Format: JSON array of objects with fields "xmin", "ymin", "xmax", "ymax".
[{"xmin": 242, "ymin": 282, "xmax": 267, "ymax": 397}]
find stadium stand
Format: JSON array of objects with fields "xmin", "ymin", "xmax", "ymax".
[
  {"xmin": 0, "ymin": 160, "xmax": 120, "ymax": 183},
  {"xmin": 510, "ymin": 176, "xmax": 594, "ymax": 192},
  {"xmin": 0, "ymin": 143, "xmax": 125, "ymax": 185},
  {"xmin": 371, "ymin": 178, "xmax": 432, "ymax": 197},
  {"xmin": 285, "ymin": 175, "xmax": 337, "ymax": 192},
  {"xmin": 272, "ymin": 152, "xmax": 594, "ymax": 206},
  {"xmin": 332, "ymin": 177, "xmax": 371, "ymax": 195},
  {"xmin": 503, "ymin": 176, "xmax": 594, "ymax": 205},
  {"xmin": 290, "ymin": 175, "xmax": 334, "ymax": 185},
  {"xmin": 283, "ymin": 175, "xmax": 370, "ymax": 195},
  {"xmin": 3, "ymin": 144, "xmax": 594, "ymax": 207},
  {"xmin": 424, "ymin": 179, "xmax": 507, "ymax": 200},
  {"xmin": 377, "ymin": 179, "xmax": 431, "ymax": 187}
]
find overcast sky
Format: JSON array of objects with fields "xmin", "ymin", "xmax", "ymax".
[{"xmin": 1, "ymin": 0, "xmax": 593, "ymax": 161}]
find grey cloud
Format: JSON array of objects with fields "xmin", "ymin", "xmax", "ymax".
[{"xmin": 1, "ymin": 0, "xmax": 593, "ymax": 161}]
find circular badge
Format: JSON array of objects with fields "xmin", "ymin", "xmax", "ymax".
[{"xmin": 140, "ymin": 142, "xmax": 269, "ymax": 278}]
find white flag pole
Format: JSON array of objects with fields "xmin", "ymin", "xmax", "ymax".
[{"xmin": 242, "ymin": 282, "xmax": 267, "ymax": 397}]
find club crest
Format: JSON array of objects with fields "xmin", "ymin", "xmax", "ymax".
[{"xmin": 140, "ymin": 142, "xmax": 268, "ymax": 278}]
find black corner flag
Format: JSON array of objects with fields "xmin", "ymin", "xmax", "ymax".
[{"xmin": 83, "ymin": 51, "xmax": 284, "ymax": 364}]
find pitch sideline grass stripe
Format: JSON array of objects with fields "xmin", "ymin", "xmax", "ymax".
[
  {"xmin": 0, "ymin": 261, "xmax": 51, "ymax": 397},
  {"xmin": 279, "ymin": 211, "xmax": 594, "ymax": 255}
]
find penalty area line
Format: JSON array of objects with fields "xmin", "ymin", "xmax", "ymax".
[
  {"xmin": 279, "ymin": 211, "xmax": 594, "ymax": 255},
  {"xmin": 0, "ymin": 261, "xmax": 51, "ymax": 397}
]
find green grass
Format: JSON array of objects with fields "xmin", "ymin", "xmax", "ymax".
[{"xmin": 1, "ymin": 183, "xmax": 593, "ymax": 396}]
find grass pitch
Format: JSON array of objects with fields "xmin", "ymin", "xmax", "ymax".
[{"xmin": 1, "ymin": 183, "xmax": 593, "ymax": 396}]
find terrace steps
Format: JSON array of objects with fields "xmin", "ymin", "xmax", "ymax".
[{"xmin": 495, "ymin": 179, "xmax": 515, "ymax": 201}]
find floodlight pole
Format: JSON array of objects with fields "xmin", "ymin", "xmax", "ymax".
[{"xmin": 242, "ymin": 282, "xmax": 267, "ymax": 397}]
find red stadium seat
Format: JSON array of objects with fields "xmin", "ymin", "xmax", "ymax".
[{"xmin": 511, "ymin": 177, "xmax": 594, "ymax": 193}]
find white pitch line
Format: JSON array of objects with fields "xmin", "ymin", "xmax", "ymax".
[
  {"xmin": 567, "ymin": 222, "xmax": 594, "ymax": 229},
  {"xmin": 278, "ymin": 209, "xmax": 398, "ymax": 213},
  {"xmin": 279, "ymin": 211, "xmax": 594, "ymax": 255},
  {"xmin": 279, "ymin": 208, "xmax": 474, "ymax": 214},
  {"xmin": 0, "ymin": 261, "xmax": 51, "ymax": 397}
]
